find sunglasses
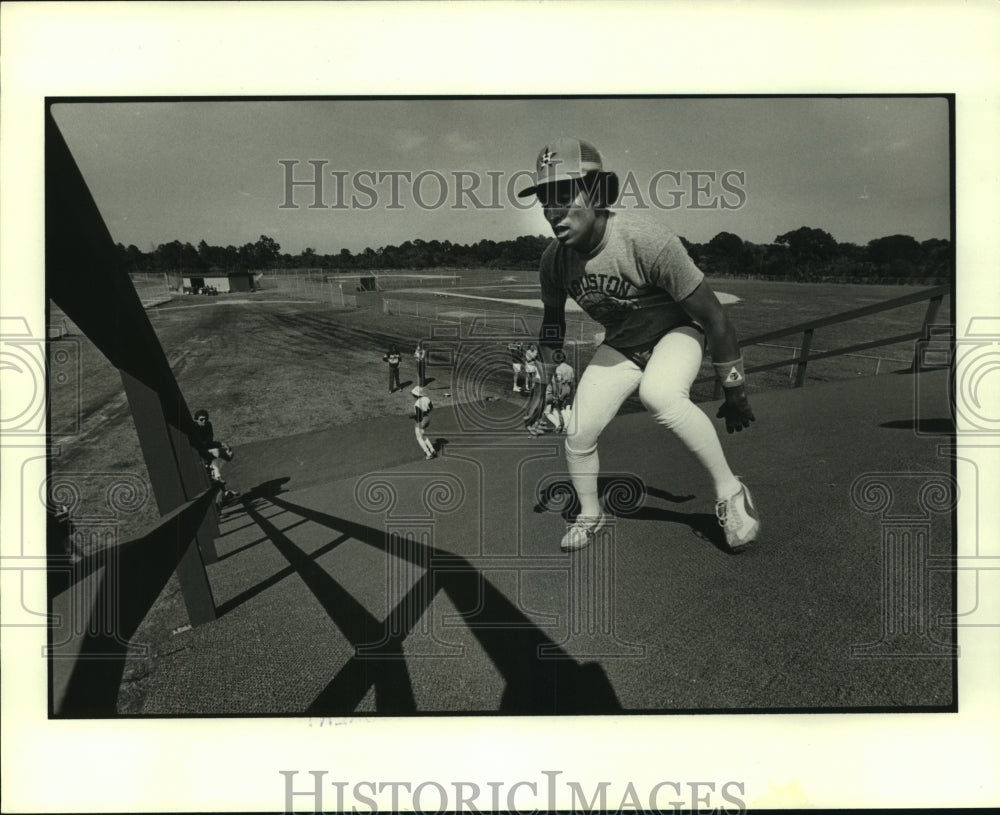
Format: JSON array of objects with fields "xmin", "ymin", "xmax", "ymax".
[{"xmin": 536, "ymin": 181, "xmax": 581, "ymax": 208}]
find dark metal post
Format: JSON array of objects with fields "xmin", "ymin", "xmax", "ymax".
[
  {"xmin": 46, "ymin": 107, "xmax": 217, "ymax": 623},
  {"xmin": 794, "ymin": 328, "xmax": 814, "ymax": 387}
]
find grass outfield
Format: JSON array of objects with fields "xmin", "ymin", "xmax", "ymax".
[{"xmin": 47, "ymin": 277, "xmax": 950, "ymax": 544}]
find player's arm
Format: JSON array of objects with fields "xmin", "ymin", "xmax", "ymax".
[{"xmin": 679, "ymin": 281, "xmax": 756, "ymax": 433}]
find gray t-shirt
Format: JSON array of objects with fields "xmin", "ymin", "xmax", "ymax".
[{"xmin": 539, "ymin": 210, "xmax": 704, "ymax": 349}]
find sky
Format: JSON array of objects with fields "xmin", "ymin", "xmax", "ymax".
[{"xmin": 51, "ymin": 96, "xmax": 952, "ymax": 256}]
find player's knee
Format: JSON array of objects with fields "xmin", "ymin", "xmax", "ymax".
[
  {"xmin": 565, "ymin": 438, "xmax": 598, "ymax": 462},
  {"xmin": 641, "ymin": 390, "xmax": 693, "ymax": 428}
]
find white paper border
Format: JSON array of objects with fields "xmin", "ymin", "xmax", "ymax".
[{"xmin": 2, "ymin": 2, "xmax": 998, "ymax": 812}]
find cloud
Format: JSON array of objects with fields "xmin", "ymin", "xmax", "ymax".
[
  {"xmin": 390, "ymin": 129, "xmax": 428, "ymax": 152},
  {"xmin": 442, "ymin": 131, "xmax": 480, "ymax": 154},
  {"xmin": 857, "ymin": 137, "xmax": 912, "ymax": 158}
]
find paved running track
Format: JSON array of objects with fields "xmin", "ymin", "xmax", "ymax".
[{"xmin": 128, "ymin": 367, "xmax": 956, "ymax": 715}]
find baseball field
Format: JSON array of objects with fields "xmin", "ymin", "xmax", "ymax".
[{"xmin": 47, "ymin": 272, "xmax": 946, "ymax": 547}]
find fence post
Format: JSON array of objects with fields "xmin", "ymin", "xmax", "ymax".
[
  {"xmin": 794, "ymin": 328, "xmax": 814, "ymax": 387},
  {"xmin": 913, "ymin": 294, "xmax": 945, "ymax": 372},
  {"xmin": 788, "ymin": 346, "xmax": 799, "ymax": 382}
]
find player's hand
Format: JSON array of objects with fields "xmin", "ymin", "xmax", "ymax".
[{"xmin": 716, "ymin": 386, "xmax": 755, "ymax": 433}]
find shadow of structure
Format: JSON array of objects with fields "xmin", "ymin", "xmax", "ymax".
[
  {"xmin": 49, "ymin": 488, "xmax": 218, "ymax": 717},
  {"xmin": 225, "ymin": 493, "xmax": 623, "ymax": 715},
  {"xmin": 880, "ymin": 418, "xmax": 955, "ymax": 434}
]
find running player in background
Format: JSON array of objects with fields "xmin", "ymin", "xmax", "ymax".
[
  {"xmin": 411, "ymin": 386, "xmax": 436, "ymax": 460},
  {"xmin": 517, "ymin": 137, "xmax": 759, "ymax": 553}
]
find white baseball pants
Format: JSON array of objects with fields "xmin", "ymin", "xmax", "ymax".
[{"xmin": 565, "ymin": 325, "xmax": 741, "ymax": 518}]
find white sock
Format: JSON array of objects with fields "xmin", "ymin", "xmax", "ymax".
[{"xmin": 565, "ymin": 441, "xmax": 603, "ymax": 518}]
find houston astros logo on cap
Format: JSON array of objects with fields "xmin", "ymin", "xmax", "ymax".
[{"xmin": 518, "ymin": 137, "xmax": 605, "ymax": 198}]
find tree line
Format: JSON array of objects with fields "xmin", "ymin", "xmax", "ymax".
[
  {"xmin": 684, "ymin": 227, "xmax": 952, "ymax": 284},
  {"xmin": 118, "ymin": 227, "xmax": 952, "ymax": 283}
]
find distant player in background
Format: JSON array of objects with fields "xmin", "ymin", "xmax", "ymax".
[
  {"xmin": 507, "ymin": 340, "xmax": 525, "ymax": 392},
  {"xmin": 543, "ymin": 361, "xmax": 576, "ymax": 434},
  {"xmin": 518, "ymin": 137, "xmax": 759, "ymax": 553},
  {"xmin": 411, "ymin": 386, "xmax": 436, "ymax": 460},
  {"xmin": 521, "ymin": 343, "xmax": 547, "ymax": 433},
  {"xmin": 191, "ymin": 408, "xmax": 237, "ymax": 504},
  {"xmin": 414, "ymin": 340, "xmax": 428, "ymax": 387},
  {"xmin": 384, "ymin": 344, "xmax": 402, "ymax": 393},
  {"xmin": 523, "ymin": 343, "xmax": 541, "ymax": 390}
]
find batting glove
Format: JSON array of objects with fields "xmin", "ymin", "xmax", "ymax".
[{"xmin": 716, "ymin": 386, "xmax": 756, "ymax": 433}]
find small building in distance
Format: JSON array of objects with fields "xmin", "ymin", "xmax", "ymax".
[{"xmin": 180, "ymin": 270, "xmax": 258, "ymax": 294}]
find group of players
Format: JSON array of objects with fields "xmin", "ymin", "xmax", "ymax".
[
  {"xmin": 382, "ymin": 341, "xmax": 437, "ymax": 460},
  {"xmin": 508, "ymin": 340, "xmax": 576, "ymax": 436}
]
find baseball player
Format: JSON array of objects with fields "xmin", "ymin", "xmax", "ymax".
[
  {"xmin": 507, "ymin": 340, "xmax": 526, "ymax": 392},
  {"xmin": 521, "ymin": 343, "xmax": 549, "ymax": 433},
  {"xmin": 191, "ymin": 408, "xmax": 237, "ymax": 503},
  {"xmin": 384, "ymin": 344, "xmax": 402, "ymax": 393},
  {"xmin": 523, "ymin": 343, "xmax": 541, "ymax": 389},
  {"xmin": 518, "ymin": 137, "xmax": 760, "ymax": 553},
  {"xmin": 414, "ymin": 340, "xmax": 428, "ymax": 387},
  {"xmin": 411, "ymin": 386, "xmax": 436, "ymax": 460}
]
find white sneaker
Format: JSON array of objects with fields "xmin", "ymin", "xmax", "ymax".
[
  {"xmin": 560, "ymin": 513, "xmax": 609, "ymax": 552},
  {"xmin": 715, "ymin": 481, "xmax": 760, "ymax": 551}
]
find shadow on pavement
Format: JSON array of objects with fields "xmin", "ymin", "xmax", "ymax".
[
  {"xmin": 880, "ymin": 418, "xmax": 954, "ymax": 434},
  {"xmin": 50, "ymin": 488, "xmax": 218, "ymax": 717},
  {"xmin": 228, "ymin": 493, "xmax": 621, "ymax": 715},
  {"xmin": 532, "ymin": 475, "xmax": 721, "ymax": 545}
]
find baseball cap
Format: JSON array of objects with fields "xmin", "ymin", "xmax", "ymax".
[{"xmin": 517, "ymin": 137, "xmax": 605, "ymax": 198}]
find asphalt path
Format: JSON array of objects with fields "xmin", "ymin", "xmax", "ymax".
[{"xmin": 127, "ymin": 368, "xmax": 955, "ymax": 715}]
